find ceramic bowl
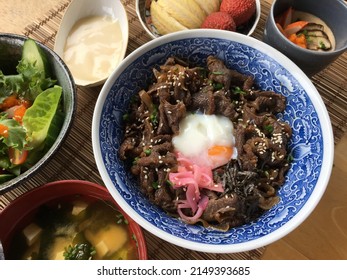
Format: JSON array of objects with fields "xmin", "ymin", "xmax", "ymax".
[
  {"xmin": 263, "ymin": 0, "xmax": 347, "ymax": 76},
  {"xmin": 0, "ymin": 180, "xmax": 147, "ymax": 260},
  {"xmin": 92, "ymin": 29, "xmax": 334, "ymax": 253},
  {"xmin": 54, "ymin": 0, "xmax": 129, "ymax": 87},
  {"xmin": 136, "ymin": 0, "xmax": 261, "ymax": 39},
  {"xmin": 0, "ymin": 33, "xmax": 76, "ymax": 193}
]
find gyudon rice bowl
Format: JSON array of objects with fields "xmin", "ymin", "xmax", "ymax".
[
  {"xmin": 92, "ymin": 30, "xmax": 333, "ymax": 253},
  {"xmin": 119, "ymin": 55, "xmax": 292, "ymax": 231}
]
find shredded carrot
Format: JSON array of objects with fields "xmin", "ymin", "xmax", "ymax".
[
  {"xmin": 0, "ymin": 95, "xmax": 19, "ymax": 111},
  {"xmin": 20, "ymin": 99, "xmax": 32, "ymax": 108},
  {"xmin": 13, "ymin": 104, "xmax": 27, "ymax": 123},
  {"xmin": 0, "ymin": 124, "xmax": 9, "ymax": 138}
]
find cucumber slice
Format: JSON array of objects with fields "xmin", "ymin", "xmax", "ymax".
[{"xmin": 21, "ymin": 39, "xmax": 48, "ymax": 78}]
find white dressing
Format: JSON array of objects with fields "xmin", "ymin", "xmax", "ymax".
[{"xmin": 63, "ymin": 15, "xmax": 124, "ymax": 86}]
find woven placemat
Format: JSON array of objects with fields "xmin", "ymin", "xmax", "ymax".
[{"xmin": 0, "ymin": 0, "xmax": 267, "ymax": 260}]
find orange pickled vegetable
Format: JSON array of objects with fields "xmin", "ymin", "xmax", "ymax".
[
  {"xmin": 275, "ymin": 7, "xmax": 293, "ymax": 29},
  {"xmin": 276, "ymin": 23, "xmax": 286, "ymax": 36},
  {"xmin": 284, "ymin": 20, "xmax": 308, "ymax": 37},
  {"xmin": 288, "ymin": 33, "xmax": 307, "ymax": 49}
]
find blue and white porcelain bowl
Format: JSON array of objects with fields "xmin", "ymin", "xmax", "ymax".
[{"xmin": 92, "ymin": 29, "xmax": 334, "ymax": 253}]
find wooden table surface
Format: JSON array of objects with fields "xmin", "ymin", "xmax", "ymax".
[{"xmin": 1, "ymin": 0, "xmax": 347, "ymax": 260}]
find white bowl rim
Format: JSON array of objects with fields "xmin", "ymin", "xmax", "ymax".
[{"xmin": 92, "ymin": 29, "xmax": 334, "ymax": 253}]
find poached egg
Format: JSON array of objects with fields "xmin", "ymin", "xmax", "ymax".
[{"xmin": 172, "ymin": 114, "xmax": 236, "ymax": 169}]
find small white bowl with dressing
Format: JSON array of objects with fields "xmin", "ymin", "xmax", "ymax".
[{"xmin": 54, "ymin": 0, "xmax": 129, "ymax": 87}]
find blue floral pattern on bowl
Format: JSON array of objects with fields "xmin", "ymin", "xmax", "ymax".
[{"xmin": 95, "ymin": 33, "xmax": 332, "ymax": 251}]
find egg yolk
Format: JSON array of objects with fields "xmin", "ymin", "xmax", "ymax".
[{"xmin": 207, "ymin": 145, "xmax": 234, "ymax": 168}]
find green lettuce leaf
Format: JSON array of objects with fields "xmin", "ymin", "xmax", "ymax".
[
  {"xmin": 0, "ymin": 59, "xmax": 56, "ymax": 104},
  {"xmin": 0, "ymin": 114, "xmax": 27, "ymax": 150},
  {"xmin": 22, "ymin": 85, "xmax": 62, "ymax": 149}
]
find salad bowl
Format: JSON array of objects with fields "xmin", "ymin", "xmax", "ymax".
[
  {"xmin": 92, "ymin": 29, "xmax": 334, "ymax": 253},
  {"xmin": 0, "ymin": 33, "xmax": 76, "ymax": 193}
]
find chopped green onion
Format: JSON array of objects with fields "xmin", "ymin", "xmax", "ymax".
[
  {"xmin": 233, "ymin": 86, "xmax": 246, "ymax": 95},
  {"xmin": 132, "ymin": 157, "xmax": 139, "ymax": 165},
  {"xmin": 152, "ymin": 181, "xmax": 159, "ymax": 189},
  {"xmin": 264, "ymin": 124, "xmax": 274, "ymax": 134},
  {"xmin": 287, "ymin": 154, "xmax": 294, "ymax": 162},
  {"xmin": 150, "ymin": 106, "xmax": 158, "ymax": 126},
  {"xmin": 213, "ymin": 82, "xmax": 224, "ymax": 90},
  {"xmin": 122, "ymin": 113, "xmax": 129, "ymax": 121},
  {"xmin": 319, "ymin": 41, "xmax": 327, "ymax": 49},
  {"xmin": 212, "ymin": 71, "xmax": 224, "ymax": 75}
]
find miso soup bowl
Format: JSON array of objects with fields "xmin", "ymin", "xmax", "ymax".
[
  {"xmin": 92, "ymin": 29, "xmax": 334, "ymax": 254},
  {"xmin": 0, "ymin": 180, "xmax": 148, "ymax": 260},
  {"xmin": 263, "ymin": 0, "xmax": 347, "ymax": 76}
]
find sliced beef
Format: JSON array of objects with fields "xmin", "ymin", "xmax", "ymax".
[
  {"xmin": 189, "ymin": 85, "xmax": 215, "ymax": 114},
  {"xmin": 213, "ymin": 91, "xmax": 238, "ymax": 121},
  {"xmin": 207, "ymin": 55, "xmax": 251, "ymax": 89},
  {"xmin": 161, "ymin": 100, "xmax": 186, "ymax": 135},
  {"xmin": 201, "ymin": 195, "xmax": 239, "ymax": 223}
]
